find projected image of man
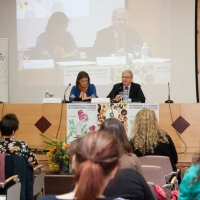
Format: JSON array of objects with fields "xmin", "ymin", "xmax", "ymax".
[
  {"xmin": 36, "ymin": 12, "xmax": 79, "ymax": 61},
  {"xmin": 90, "ymin": 8, "xmax": 142, "ymax": 59},
  {"xmin": 107, "ymin": 70, "xmax": 145, "ymax": 103}
]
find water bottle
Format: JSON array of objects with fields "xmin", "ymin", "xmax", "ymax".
[
  {"xmin": 123, "ymin": 90, "xmax": 128, "ymax": 103},
  {"xmin": 17, "ymin": 48, "xmax": 23, "ymax": 69},
  {"xmin": 141, "ymin": 43, "xmax": 148, "ymax": 62},
  {"xmin": 45, "ymin": 90, "xmax": 50, "ymax": 98}
]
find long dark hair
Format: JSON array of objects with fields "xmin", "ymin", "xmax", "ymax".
[
  {"xmin": 75, "ymin": 71, "xmax": 90, "ymax": 87},
  {"xmin": 74, "ymin": 131, "xmax": 121, "ymax": 200},
  {"xmin": 46, "ymin": 12, "xmax": 69, "ymax": 34},
  {"xmin": 100, "ymin": 118, "xmax": 132, "ymax": 153}
]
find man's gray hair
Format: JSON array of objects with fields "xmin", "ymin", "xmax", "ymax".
[
  {"xmin": 122, "ymin": 70, "xmax": 133, "ymax": 77},
  {"xmin": 112, "ymin": 8, "xmax": 130, "ymax": 19}
]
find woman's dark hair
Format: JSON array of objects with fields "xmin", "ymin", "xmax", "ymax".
[
  {"xmin": 74, "ymin": 131, "xmax": 120, "ymax": 200},
  {"xmin": 46, "ymin": 12, "xmax": 69, "ymax": 33},
  {"xmin": 100, "ymin": 118, "xmax": 132, "ymax": 153},
  {"xmin": 0, "ymin": 113, "xmax": 19, "ymax": 136},
  {"xmin": 76, "ymin": 71, "xmax": 90, "ymax": 87}
]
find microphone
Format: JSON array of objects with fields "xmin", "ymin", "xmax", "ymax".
[
  {"xmin": 111, "ymin": 87, "xmax": 121, "ymax": 103},
  {"xmin": 62, "ymin": 83, "xmax": 71, "ymax": 103},
  {"xmin": 165, "ymin": 82, "xmax": 174, "ymax": 103}
]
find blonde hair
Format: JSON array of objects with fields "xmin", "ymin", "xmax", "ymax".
[{"xmin": 131, "ymin": 108, "xmax": 169, "ymax": 154}]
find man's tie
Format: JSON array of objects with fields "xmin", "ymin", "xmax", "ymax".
[
  {"xmin": 118, "ymin": 34, "xmax": 124, "ymax": 49},
  {"xmin": 125, "ymin": 86, "xmax": 129, "ymax": 91}
]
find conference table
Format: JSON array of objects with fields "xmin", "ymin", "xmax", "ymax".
[{"xmin": 18, "ymin": 58, "xmax": 170, "ymax": 86}]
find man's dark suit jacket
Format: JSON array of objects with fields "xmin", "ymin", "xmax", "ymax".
[
  {"xmin": 90, "ymin": 26, "xmax": 142, "ymax": 58},
  {"xmin": 107, "ymin": 82, "xmax": 146, "ymax": 103}
]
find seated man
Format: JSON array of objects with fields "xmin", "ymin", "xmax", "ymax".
[
  {"xmin": 107, "ymin": 70, "xmax": 145, "ymax": 103},
  {"xmin": 89, "ymin": 8, "xmax": 142, "ymax": 59}
]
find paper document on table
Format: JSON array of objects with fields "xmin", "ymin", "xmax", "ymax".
[
  {"xmin": 132, "ymin": 58, "xmax": 170, "ymax": 63},
  {"xmin": 57, "ymin": 61, "xmax": 96, "ymax": 66}
]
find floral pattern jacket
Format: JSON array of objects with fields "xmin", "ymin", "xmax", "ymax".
[{"xmin": 0, "ymin": 138, "xmax": 38, "ymax": 165}]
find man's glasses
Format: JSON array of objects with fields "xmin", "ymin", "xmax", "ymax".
[{"xmin": 122, "ymin": 76, "xmax": 131, "ymax": 79}]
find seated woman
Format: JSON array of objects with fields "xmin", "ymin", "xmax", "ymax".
[
  {"xmin": 0, "ymin": 113, "xmax": 38, "ymax": 165},
  {"xmin": 38, "ymin": 131, "xmax": 122, "ymax": 200},
  {"xmin": 100, "ymin": 118, "xmax": 144, "ymax": 177},
  {"xmin": 130, "ymin": 108, "xmax": 178, "ymax": 172},
  {"xmin": 179, "ymin": 150, "xmax": 200, "ymax": 200},
  {"xmin": 36, "ymin": 12, "xmax": 79, "ymax": 61},
  {"xmin": 69, "ymin": 71, "xmax": 97, "ymax": 103}
]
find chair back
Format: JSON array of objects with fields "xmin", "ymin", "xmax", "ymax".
[
  {"xmin": 4, "ymin": 155, "xmax": 34, "ymax": 200},
  {"xmin": 139, "ymin": 155, "xmax": 173, "ymax": 175},
  {"xmin": 33, "ymin": 172, "xmax": 45, "ymax": 196},
  {"xmin": 33, "ymin": 165, "xmax": 45, "ymax": 197},
  {"xmin": 6, "ymin": 182, "xmax": 21, "ymax": 200},
  {"xmin": 147, "ymin": 182, "xmax": 157, "ymax": 200},
  {"xmin": 142, "ymin": 165, "xmax": 166, "ymax": 186}
]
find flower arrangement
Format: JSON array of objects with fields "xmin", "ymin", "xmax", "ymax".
[{"xmin": 40, "ymin": 134, "xmax": 71, "ymax": 173}]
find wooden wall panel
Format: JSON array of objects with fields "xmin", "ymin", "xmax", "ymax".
[{"xmin": 1, "ymin": 103, "xmax": 200, "ymax": 162}]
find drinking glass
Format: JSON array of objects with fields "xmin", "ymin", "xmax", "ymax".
[
  {"xmin": 119, "ymin": 91, "xmax": 123, "ymax": 102},
  {"xmin": 133, "ymin": 45, "xmax": 141, "ymax": 61},
  {"xmin": 23, "ymin": 49, "xmax": 30, "ymax": 60}
]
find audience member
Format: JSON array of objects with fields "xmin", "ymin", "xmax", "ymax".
[
  {"xmin": 178, "ymin": 150, "xmax": 200, "ymax": 200},
  {"xmin": 69, "ymin": 71, "xmax": 97, "ymax": 103},
  {"xmin": 0, "ymin": 113, "xmax": 38, "ymax": 165},
  {"xmin": 36, "ymin": 12, "xmax": 79, "ymax": 61},
  {"xmin": 107, "ymin": 70, "xmax": 145, "ymax": 103},
  {"xmin": 100, "ymin": 118, "xmax": 144, "ymax": 177},
  {"xmin": 38, "ymin": 131, "xmax": 123, "ymax": 200},
  {"xmin": 90, "ymin": 8, "xmax": 142, "ymax": 59},
  {"xmin": 130, "ymin": 108, "xmax": 178, "ymax": 172}
]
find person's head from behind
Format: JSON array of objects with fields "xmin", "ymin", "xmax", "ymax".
[
  {"xmin": 112, "ymin": 8, "xmax": 130, "ymax": 34},
  {"xmin": 121, "ymin": 70, "xmax": 133, "ymax": 86},
  {"xmin": 0, "ymin": 113, "xmax": 19, "ymax": 137},
  {"xmin": 46, "ymin": 12, "xmax": 69, "ymax": 40},
  {"xmin": 72, "ymin": 131, "xmax": 120, "ymax": 200},
  {"xmin": 76, "ymin": 71, "xmax": 90, "ymax": 88},
  {"xmin": 132, "ymin": 108, "xmax": 168, "ymax": 154},
  {"xmin": 100, "ymin": 118, "xmax": 132, "ymax": 153}
]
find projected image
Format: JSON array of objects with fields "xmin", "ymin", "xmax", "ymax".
[{"xmin": 17, "ymin": 0, "xmax": 170, "ymax": 86}]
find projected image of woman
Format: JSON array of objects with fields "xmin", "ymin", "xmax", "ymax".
[
  {"xmin": 36, "ymin": 12, "xmax": 79, "ymax": 61},
  {"xmin": 69, "ymin": 71, "xmax": 97, "ymax": 103}
]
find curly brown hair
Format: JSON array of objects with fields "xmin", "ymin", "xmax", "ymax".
[{"xmin": 131, "ymin": 108, "xmax": 169, "ymax": 154}]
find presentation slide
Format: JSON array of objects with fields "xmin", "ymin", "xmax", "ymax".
[
  {"xmin": 6, "ymin": 0, "xmax": 195, "ymax": 103},
  {"xmin": 17, "ymin": 0, "xmax": 170, "ymax": 86}
]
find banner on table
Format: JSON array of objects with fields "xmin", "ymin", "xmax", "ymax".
[
  {"xmin": 67, "ymin": 104, "xmax": 98, "ymax": 142},
  {"xmin": 0, "ymin": 38, "xmax": 8, "ymax": 102},
  {"xmin": 97, "ymin": 103, "xmax": 159, "ymax": 139}
]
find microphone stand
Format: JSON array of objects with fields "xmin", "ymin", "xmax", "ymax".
[
  {"xmin": 165, "ymin": 99, "xmax": 173, "ymax": 103},
  {"xmin": 62, "ymin": 99, "xmax": 69, "ymax": 103},
  {"xmin": 165, "ymin": 83, "xmax": 173, "ymax": 103},
  {"xmin": 62, "ymin": 84, "xmax": 71, "ymax": 103},
  {"xmin": 111, "ymin": 87, "xmax": 121, "ymax": 103}
]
